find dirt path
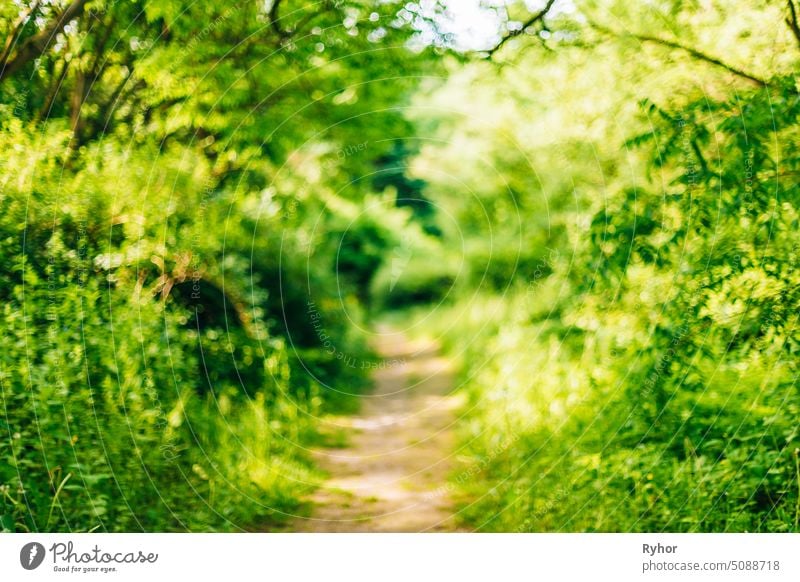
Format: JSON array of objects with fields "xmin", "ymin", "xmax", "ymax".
[{"xmin": 293, "ymin": 328, "xmax": 466, "ymax": 532}]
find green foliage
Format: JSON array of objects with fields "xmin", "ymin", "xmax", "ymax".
[
  {"xmin": 411, "ymin": 0, "xmax": 800, "ymax": 532},
  {"xmin": 0, "ymin": 0, "xmax": 434, "ymax": 531}
]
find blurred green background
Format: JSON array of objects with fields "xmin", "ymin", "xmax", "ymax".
[{"xmin": 0, "ymin": 0, "xmax": 798, "ymax": 532}]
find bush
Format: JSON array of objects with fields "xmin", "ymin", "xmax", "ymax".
[{"xmin": 0, "ymin": 128, "xmax": 359, "ymax": 532}]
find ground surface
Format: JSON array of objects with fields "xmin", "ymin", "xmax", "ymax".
[{"xmin": 292, "ymin": 328, "xmax": 466, "ymax": 532}]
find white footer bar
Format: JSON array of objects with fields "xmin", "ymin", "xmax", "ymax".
[{"xmin": 2, "ymin": 533, "xmax": 798, "ymax": 581}]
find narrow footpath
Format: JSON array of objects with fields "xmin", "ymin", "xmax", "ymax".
[{"xmin": 293, "ymin": 328, "xmax": 466, "ymax": 532}]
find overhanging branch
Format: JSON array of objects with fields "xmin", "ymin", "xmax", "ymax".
[
  {"xmin": 0, "ymin": 0, "xmax": 91, "ymax": 83},
  {"xmin": 592, "ymin": 23, "xmax": 771, "ymax": 89},
  {"xmin": 786, "ymin": 0, "xmax": 800, "ymax": 51},
  {"xmin": 267, "ymin": 0, "xmax": 286, "ymax": 40},
  {"xmin": 0, "ymin": 0, "xmax": 42, "ymax": 67},
  {"xmin": 485, "ymin": 0, "xmax": 557, "ymax": 58}
]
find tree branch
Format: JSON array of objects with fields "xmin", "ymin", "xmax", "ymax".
[
  {"xmin": 267, "ymin": 0, "xmax": 286, "ymax": 40},
  {"xmin": 786, "ymin": 0, "xmax": 800, "ymax": 51},
  {"xmin": 593, "ymin": 23, "xmax": 770, "ymax": 88},
  {"xmin": 485, "ymin": 0, "xmax": 557, "ymax": 58},
  {"xmin": 0, "ymin": 0, "xmax": 91, "ymax": 83},
  {"xmin": 0, "ymin": 0, "xmax": 42, "ymax": 66},
  {"xmin": 37, "ymin": 54, "xmax": 70, "ymax": 120},
  {"xmin": 101, "ymin": 63, "xmax": 134, "ymax": 125}
]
